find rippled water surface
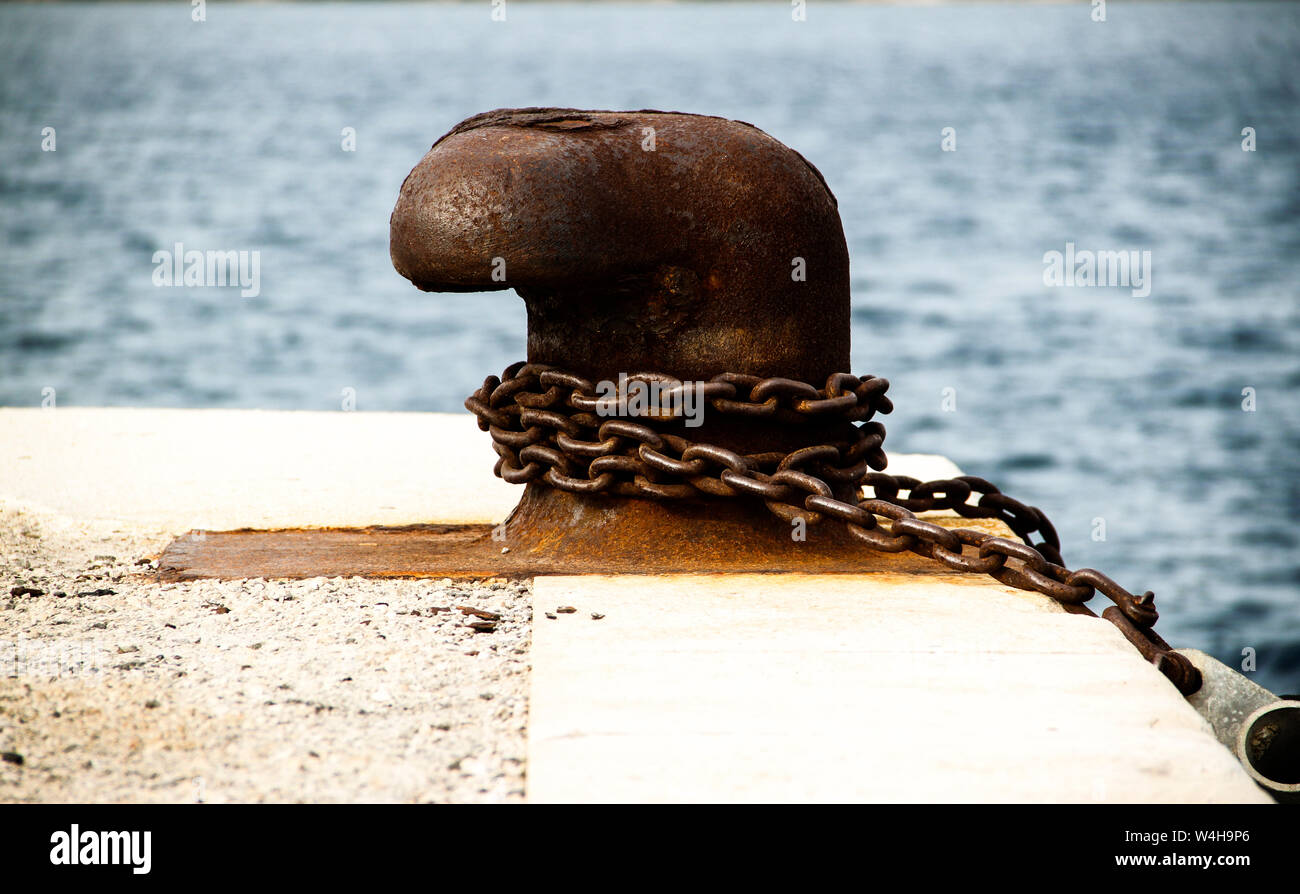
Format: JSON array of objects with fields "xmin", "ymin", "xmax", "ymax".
[{"xmin": 2, "ymin": 3, "xmax": 1298, "ymax": 690}]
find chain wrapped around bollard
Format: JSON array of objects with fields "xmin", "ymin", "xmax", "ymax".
[{"xmin": 467, "ymin": 360, "xmax": 1203, "ymax": 696}]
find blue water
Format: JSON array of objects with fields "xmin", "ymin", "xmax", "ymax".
[{"xmin": 2, "ymin": 2, "xmax": 1298, "ymax": 691}]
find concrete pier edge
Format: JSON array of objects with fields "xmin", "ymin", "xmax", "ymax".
[{"xmin": 0, "ymin": 408, "xmax": 1270, "ymax": 802}]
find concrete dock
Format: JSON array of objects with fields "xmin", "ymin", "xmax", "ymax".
[{"xmin": 0, "ymin": 408, "xmax": 1271, "ymax": 802}]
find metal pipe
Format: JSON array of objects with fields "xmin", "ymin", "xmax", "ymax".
[{"xmin": 1177, "ymin": 648, "xmax": 1300, "ymax": 803}]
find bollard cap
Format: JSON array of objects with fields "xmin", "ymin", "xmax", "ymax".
[{"xmin": 390, "ymin": 108, "xmax": 850, "ymax": 383}]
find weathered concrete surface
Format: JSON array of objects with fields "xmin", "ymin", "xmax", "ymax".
[
  {"xmin": 529, "ymin": 574, "xmax": 1271, "ymax": 803},
  {"xmin": 0, "ymin": 408, "xmax": 518, "ymax": 529},
  {"xmin": 0, "ymin": 409, "xmax": 538, "ymax": 802},
  {"xmin": 0, "ymin": 504, "xmax": 531, "ymax": 803}
]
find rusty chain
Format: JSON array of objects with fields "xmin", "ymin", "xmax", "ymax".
[{"xmin": 466, "ymin": 361, "xmax": 1202, "ymax": 695}]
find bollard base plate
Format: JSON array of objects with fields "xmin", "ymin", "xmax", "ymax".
[{"xmin": 156, "ymin": 503, "xmax": 1018, "ymax": 582}]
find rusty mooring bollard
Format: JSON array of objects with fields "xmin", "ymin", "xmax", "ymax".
[
  {"xmin": 390, "ymin": 107, "xmax": 887, "ymax": 568},
  {"xmin": 386, "ymin": 107, "xmax": 1200, "ymax": 696}
]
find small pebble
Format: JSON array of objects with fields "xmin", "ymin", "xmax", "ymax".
[
  {"xmin": 556, "ymin": 606, "xmax": 577, "ymax": 614},
  {"xmin": 459, "ymin": 606, "xmax": 500, "ymax": 621}
]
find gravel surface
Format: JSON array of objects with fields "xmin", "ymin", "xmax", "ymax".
[{"xmin": 0, "ymin": 502, "xmax": 530, "ymax": 803}]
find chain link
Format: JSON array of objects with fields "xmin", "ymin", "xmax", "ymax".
[{"xmin": 466, "ymin": 362, "xmax": 1202, "ymax": 695}]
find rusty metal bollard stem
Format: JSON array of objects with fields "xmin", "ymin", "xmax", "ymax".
[{"xmin": 390, "ymin": 108, "xmax": 866, "ymax": 565}]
